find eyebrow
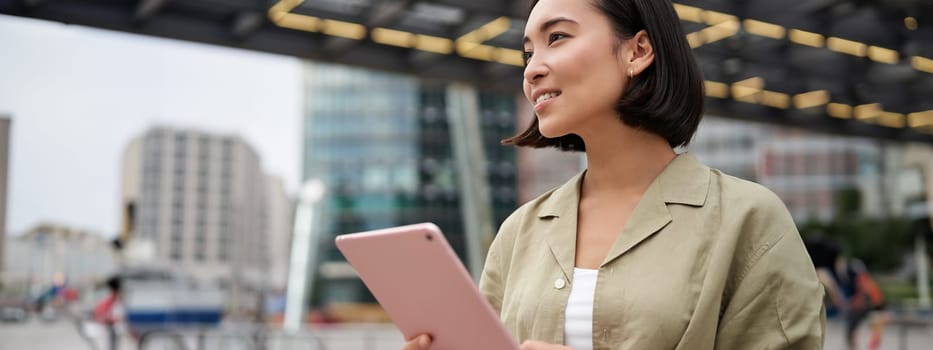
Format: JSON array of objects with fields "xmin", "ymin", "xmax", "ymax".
[{"xmin": 522, "ymin": 17, "xmax": 579, "ymax": 46}]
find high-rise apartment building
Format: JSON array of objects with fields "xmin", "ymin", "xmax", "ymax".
[
  {"xmin": 0, "ymin": 116, "xmax": 8, "ymax": 274},
  {"xmin": 301, "ymin": 63, "xmax": 518, "ymax": 307},
  {"xmin": 121, "ymin": 127, "xmax": 291, "ymax": 293}
]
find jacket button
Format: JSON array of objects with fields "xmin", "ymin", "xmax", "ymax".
[{"xmin": 554, "ymin": 278, "xmax": 566, "ymax": 289}]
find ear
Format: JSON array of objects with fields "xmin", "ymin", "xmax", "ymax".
[{"xmin": 627, "ymin": 30, "xmax": 655, "ymax": 77}]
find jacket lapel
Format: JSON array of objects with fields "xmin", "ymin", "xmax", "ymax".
[
  {"xmin": 532, "ymin": 153, "xmax": 711, "ymax": 273},
  {"xmin": 601, "ymin": 153, "xmax": 710, "ymax": 267},
  {"xmin": 538, "ymin": 172, "xmax": 584, "ymax": 282}
]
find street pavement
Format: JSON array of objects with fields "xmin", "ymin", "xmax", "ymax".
[{"xmin": 1, "ymin": 317, "xmax": 930, "ymax": 350}]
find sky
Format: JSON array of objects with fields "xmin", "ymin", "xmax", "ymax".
[{"xmin": 0, "ymin": 14, "xmax": 304, "ymax": 237}]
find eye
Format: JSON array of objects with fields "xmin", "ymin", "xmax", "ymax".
[
  {"xmin": 523, "ymin": 51, "xmax": 534, "ymax": 65},
  {"xmin": 548, "ymin": 32, "xmax": 568, "ymax": 45}
]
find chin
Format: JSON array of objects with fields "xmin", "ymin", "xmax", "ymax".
[{"xmin": 536, "ymin": 118, "xmax": 572, "ymax": 139}]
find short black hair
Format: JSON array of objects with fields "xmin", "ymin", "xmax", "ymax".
[{"xmin": 503, "ymin": 0, "xmax": 705, "ymax": 151}]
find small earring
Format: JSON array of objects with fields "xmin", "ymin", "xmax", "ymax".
[{"xmin": 629, "ymin": 68, "xmax": 634, "ymax": 78}]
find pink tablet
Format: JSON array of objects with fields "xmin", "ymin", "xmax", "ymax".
[{"xmin": 335, "ymin": 222, "xmax": 519, "ymax": 350}]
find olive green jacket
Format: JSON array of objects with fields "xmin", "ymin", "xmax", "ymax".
[{"xmin": 479, "ymin": 153, "xmax": 825, "ymax": 349}]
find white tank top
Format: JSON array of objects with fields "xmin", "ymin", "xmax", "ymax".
[{"xmin": 564, "ymin": 268, "xmax": 598, "ymax": 350}]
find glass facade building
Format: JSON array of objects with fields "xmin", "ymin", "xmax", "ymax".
[{"xmin": 302, "ymin": 63, "xmax": 518, "ymax": 307}]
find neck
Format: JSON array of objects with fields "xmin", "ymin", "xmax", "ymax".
[{"xmin": 578, "ymin": 120, "xmax": 676, "ymax": 198}]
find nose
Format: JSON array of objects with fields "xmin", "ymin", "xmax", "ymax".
[{"xmin": 523, "ymin": 57, "xmax": 547, "ymax": 84}]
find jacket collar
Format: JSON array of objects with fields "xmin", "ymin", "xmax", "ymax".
[{"xmin": 537, "ymin": 153, "xmax": 711, "ymax": 278}]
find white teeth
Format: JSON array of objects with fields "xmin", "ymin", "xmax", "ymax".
[{"xmin": 536, "ymin": 91, "xmax": 561, "ymax": 104}]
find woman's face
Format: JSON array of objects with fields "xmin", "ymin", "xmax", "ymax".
[{"xmin": 522, "ymin": 0, "xmax": 630, "ymax": 138}]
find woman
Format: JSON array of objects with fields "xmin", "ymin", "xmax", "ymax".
[{"xmin": 405, "ymin": 0, "xmax": 825, "ymax": 348}]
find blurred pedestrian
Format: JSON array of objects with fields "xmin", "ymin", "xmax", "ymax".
[
  {"xmin": 808, "ymin": 236, "xmax": 887, "ymax": 350},
  {"xmin": 93, "ymin": 276, "xmax": 123, "ymax": 350}
]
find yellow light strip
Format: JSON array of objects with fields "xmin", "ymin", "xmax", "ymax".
[
  {"xmin": 321, "ymin": 19, "xmax": 367, "ymax": 40},
  {"xmin": 457, "ymin": 17, "xmax": 511, "ymax": 45},
  {"xmin": 731, "ymin": 77, "xmax": 764, "ymax": 103},
  {"xmin": 793, "ymin": 90, "xmax": 830, "ymax": 109},
  {"xmin": 827, "ymin": 103, "xmax": 853, "ymax": 119},
  {"xmin": 827, "ymin": 37, "xmax": 868, "ymax": 57},
  {"xmin": 268, "ymin": 0, "xmax": 304, "ymax": 22},
  {"xmin": 789, "ymin": 29, "xmax": 825, "ymax": 48},
  {"xmin": 704, "ymin": 80, "xmax": 729, "ymax": 98},
  {"xmin": 877, "ymin": 111, "xmax": 905, "ymax": 128},
  {"xmin": 702, "ymin": 10, "xmax": 737, "ymax": 25},
  {"xmin": 703, "ymin": 20, "xmax": 740, "ymax": 44},
  {"xmin": 908, "ymin": 110, "xmax": 933, "ymax": 128},
  {"xmin": 494, "ymin": 48, "xmax": 525, "ymax": 67},
  {"xmin": 761, "ymin": 90, "xmax": 790, "ymax": 109},
  {"xmin": 913, "ymin": 56, "xmax": 933, "ymax": 74},
  {"xmin": 854, "ymin": 103, "xmax": 882, "ymax": 120},
  {"xmin": 275, "ymin": 13, "xmax": 321, "ymax": 32},
  {"xmin": 458, "ymin": 44, "xmax": 497, "ymax": 61},
  {"xmin": 371, "ymin": 28, "xmax": 416, "ymax": 48},
  {"xmin": 743, "ymin": 19, "xmax": 785, "ymax": 40},
  {"xmin": 868, "ymin": 46, "xmax": 899, "ymax": 64},
  {"xmin": 673, "ymin": 4, "xmax": 704, "ymax": 23},
  {"xmin": 414, "ymin": 35, "xmax": 453, "ymax": 55}
]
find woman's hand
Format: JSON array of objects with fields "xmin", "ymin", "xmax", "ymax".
[
  {"xmin": 400, "ymin": 334, "xmax": 432, "ymax": 350},
  {"xmin": 519, "ymin": 340, "xmax": 574, "ymax": 350}
]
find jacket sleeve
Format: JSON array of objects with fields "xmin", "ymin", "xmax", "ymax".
[{"xmin": 715, "ymin": 231, "xmax": 826, "ymax": 349}]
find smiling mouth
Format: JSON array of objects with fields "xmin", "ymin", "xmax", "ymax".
[{"xmin": 535, "ymin": 91, "xmax": 562, "ymax": 104}]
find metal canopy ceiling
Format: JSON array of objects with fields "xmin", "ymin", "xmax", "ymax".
[{"xmin": 2, "ymin": 0, "xmax": 932, "ymax": 142}]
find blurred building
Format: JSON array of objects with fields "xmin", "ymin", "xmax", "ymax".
[
  {"xmin": 265, "ymin": 176, "xmax": 293, "ymax": 290},
  {"xmin": 0, "ymin": 116, "xmax": 8, "ymax": 274},
  {"xmin": 120, "ymin": 127, "xmax": 291, "ymax": 296},
  {"xmin": 3, "ymin": 223, "xmax": 114, "ymax": 288},
  {"xmin": 300, "ymin": 63, "xmax": 518, "ymax": 307},
  {"xmin": 691, "ymin": 116, "xmax": 900, "ymax": 222},
  {"xmin": 689, "ymin": 116, "xmax": 766, "ymax": 182}
]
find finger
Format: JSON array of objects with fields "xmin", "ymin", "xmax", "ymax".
[
  {"xmin": 418, "ymin": 334, "xmax": 433, "ymax": 348},
  {"xmin": 402, "ymin": 334, "xmax": 432, "ymax": 350}
]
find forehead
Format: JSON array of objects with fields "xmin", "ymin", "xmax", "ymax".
[{"xmin": 525, "ymin": 0, "xmax": 596, "ymax": 33}]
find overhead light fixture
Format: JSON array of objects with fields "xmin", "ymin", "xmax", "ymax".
[
  {"xmin": 704, "ymin": 20, "xmax": 740, "ymax": 44},
  {"xmin": 743, "ymin": 19, "xmax": 785, "ymax": 40},
  {"xmin": 702, "ymin": 10, "xmax": 737, "ymax": 25},
  {"xmin": 704, "ymin": 80, "xmax": 729, "ymax": 98},
  {"xmin": 458, "ymin": 17, "xmax": 511, "ymax": 44},
  {"xmin": 268, "ymin": 0, "xmax": 305, "ymax": 22},
  {"xmin": 905, "ymin": 17, "xmax": 918, "ymax": 31},
  {"xmin": 789, "ymin": 29, "xmax": 824, "ymax": 48},
  {"xmin": 793, "ymin": 90, "xmax": 830, "ymax": 109},
  {"xmin": 827, "ymin": 37, "xmax": 868, "ymax": 57},
  {"xmin": 686, "ymin": 32, "xmax": 705, "ymax": 48},
  {"xmin": 827, "ymin": 103, "xmax": 853, "ymax": 119},
  {"xmin": 877, "ymin": 111, "xmax": 905, "ymax": 128},
  {"xmin": 731, "ymin": 77, "xmax": 764, "ymax": 103},
  {"xmin": 371, "ymin": 28, "xmax": 416, "ymax": 48},
  {"xmin": 868, "ymin": 46, "xmax": 899, "ymax": 64},
  {"xmin": 415, "ymin": 35, "xmax": 453, "ymax": 55},
  {"xmin": 854, "ymin": 103, "xmax": 882, "ymax": 120},
  {"xmin": 908, "ymin": 110, "xmax": 933, "ymax": 128},
  {"xmin": 494, "ymin": 48, "xmax": 524, "ymax": 67},
  {"xmin": 673, "ymin": 4, "xmax": 704, "ymax": 23},
  {"xmin": 912, "ymin": 56, "xmax": 933, "ymax": 74},
  {"xmin": 458, "ymin": 44, "xmax": 496, "ymax": 62},
  {"xmin": 761, "ymin": 91, "xmax": 790, "ymax": 109},
  {"xmin": 275, "ymin": 13, "xmax": 321, "ymax": 33},
  {"xmin": 321, "ymin": 19, "xmax": 367, "ymax": 40}
]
